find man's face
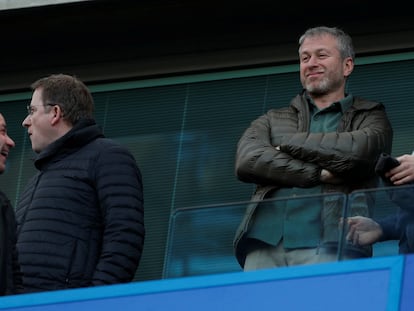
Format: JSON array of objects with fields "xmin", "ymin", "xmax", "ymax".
[
  {"xmin": 0, "ymin": 114, "xmax": 15, "ymax": 173},
  {"xmin": 299, "ymin": 34, "xmax": 353, "ymax": 96},
  {"xmin": 22, "ymin": 88, "xmax": 55, "ymax": 153}
]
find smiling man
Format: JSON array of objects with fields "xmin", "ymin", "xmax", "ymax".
[
  {"xmin": 0, "ymin": 113, "xmax": 22, "ymax": 295},
  {"xmin": 233, "ymin": 26, "xmax": 394, "ymax": 271}
]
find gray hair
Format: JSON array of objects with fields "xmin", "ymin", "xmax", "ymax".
[{"xmin": 298, "ymin": 26, "xmax": 355, "ymax": 61}]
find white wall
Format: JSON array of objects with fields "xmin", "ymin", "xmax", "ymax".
[{"xmin": 0, "ymin": 0, "xmax": 88, "ymax": 10}]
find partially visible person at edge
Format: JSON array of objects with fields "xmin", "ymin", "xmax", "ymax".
[
  {"xmin": 233, "ymin": 26, "xmax": 393, "ymax": 271},
  {"xmin": 15, "ymin": 74, "xmax": 145, "ymax": 293},
  {"xmin": 347, "ymin": 153, "xmax": 414, "ymax": 254},
  {"xmin": 0, "ymin": 113, "xmax": 22, "ymax": 295}
]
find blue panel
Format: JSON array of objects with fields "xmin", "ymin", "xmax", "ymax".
[
  {"xmin": 0, "ymin": 256, "xmax": 404, "ymax": 311},
  {"xmin": 400, "ymin": 254, "xmax": 414, "ymax": 311}
]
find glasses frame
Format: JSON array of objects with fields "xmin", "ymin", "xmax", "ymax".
[{"xmin": 26, "ymin": 103, "xmax": 56, "ymax": 116}]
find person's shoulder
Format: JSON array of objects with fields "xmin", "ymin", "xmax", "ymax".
[
  {"xmin": 0, "ymin": 189, "xmax": 12, "ymax": 212},
  {"xmin": 0, "ymin": 189, "xmax": 9, "ymax": 202},
  {"xmin": 89, "ymin": 137, "xmax": 121, "ymax": 148},
  {"xmin": 266, "ymin": 106, "xmax": 295, "ymax": 115},
  {"xmin": 90, "ymin": 137, "xmax": 134, "ymax": 156},
  {"xmin": 352, "ymin": 96, "xmax": 384, "ymax": 109},
  {"xmin": 261, "ymin": 92, "xmax": 303, "ymax": 116}
]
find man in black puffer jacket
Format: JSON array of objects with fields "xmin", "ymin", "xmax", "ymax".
[{"xmin": 16, "ymin": 74, "xmax": 145, "ymax": 293}]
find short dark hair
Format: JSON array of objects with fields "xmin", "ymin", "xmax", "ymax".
[{"xmin": 31, "ymin": 74, "xmax": 94, "ymax": 124}]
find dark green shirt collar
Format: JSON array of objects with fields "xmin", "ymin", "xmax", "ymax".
[{"xmin": 305, "ymin": 92, "xmax": 353, "ymax": 113}]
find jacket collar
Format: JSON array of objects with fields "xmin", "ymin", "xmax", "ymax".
[{"xmin": 34, "ymin": 118, "xmax": 104, "ymax": 169}]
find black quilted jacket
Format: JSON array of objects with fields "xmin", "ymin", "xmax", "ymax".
[
  {"xmin": 379, "ymin": 184, "xmax": 414, "ymax": 254},
  {"xmin": 0, "ymin": 190, "xmax": 22, "ymax": 295},
  {"xmin": 15, "ymin": 118, "xmax": 145, "ymax": 293}
]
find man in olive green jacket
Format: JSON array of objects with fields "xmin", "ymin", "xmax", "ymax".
[{"xmin": 234, "ymin": 26, "xmax": 393, "ymax": 270}]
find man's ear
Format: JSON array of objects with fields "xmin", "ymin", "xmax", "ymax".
[
  {"xmin": 343, "ymin": 57, "xmax": 354, "ymax": 78},
  {"xmin": 50, "ymin": 105, "xmax": 63, "ymax": 125}
]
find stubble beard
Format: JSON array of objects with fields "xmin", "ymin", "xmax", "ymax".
[{"xmin": 305, "ymin": 77, "xmax": 330, "ymax": 97}]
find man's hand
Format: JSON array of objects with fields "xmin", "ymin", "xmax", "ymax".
[
  {"xmin": 320, "ymin": 169, "xmax": 343, "ymax": 184},
  {"xmin": 345, "ymin": 216, "xmax": 383, "ymax": 245},
  {"xmin": 387, "ymin": 154, "xmax": 414, "ymax": 185}
]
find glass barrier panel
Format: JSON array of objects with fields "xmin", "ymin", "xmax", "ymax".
[
  {"xmin": 345, "ymin": 184, "xmax": 414, "ymax": 258},
  {"xmin": 163, "ymin": 192, "xmax": 348, "ymax": 278},
  {"xmin": 163, "ymin": 201, "xmax": 246, "ymax": 278},
  {"xmin": 164, "ymin": 185, "xmax": 414, "ymax": 279}
]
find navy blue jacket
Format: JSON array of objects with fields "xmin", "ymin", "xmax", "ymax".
[
  {"xmin": 378, "ymin": 184, "xmax": 414, "ymax": 254},
  {"xmin": 15, "ymin": 119, "xmax": 145, "ymax": 293}
]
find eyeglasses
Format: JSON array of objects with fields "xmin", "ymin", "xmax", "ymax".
[{"xmin": 26, "ymin": 103, "xmax": 55, "ymax": 116}]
